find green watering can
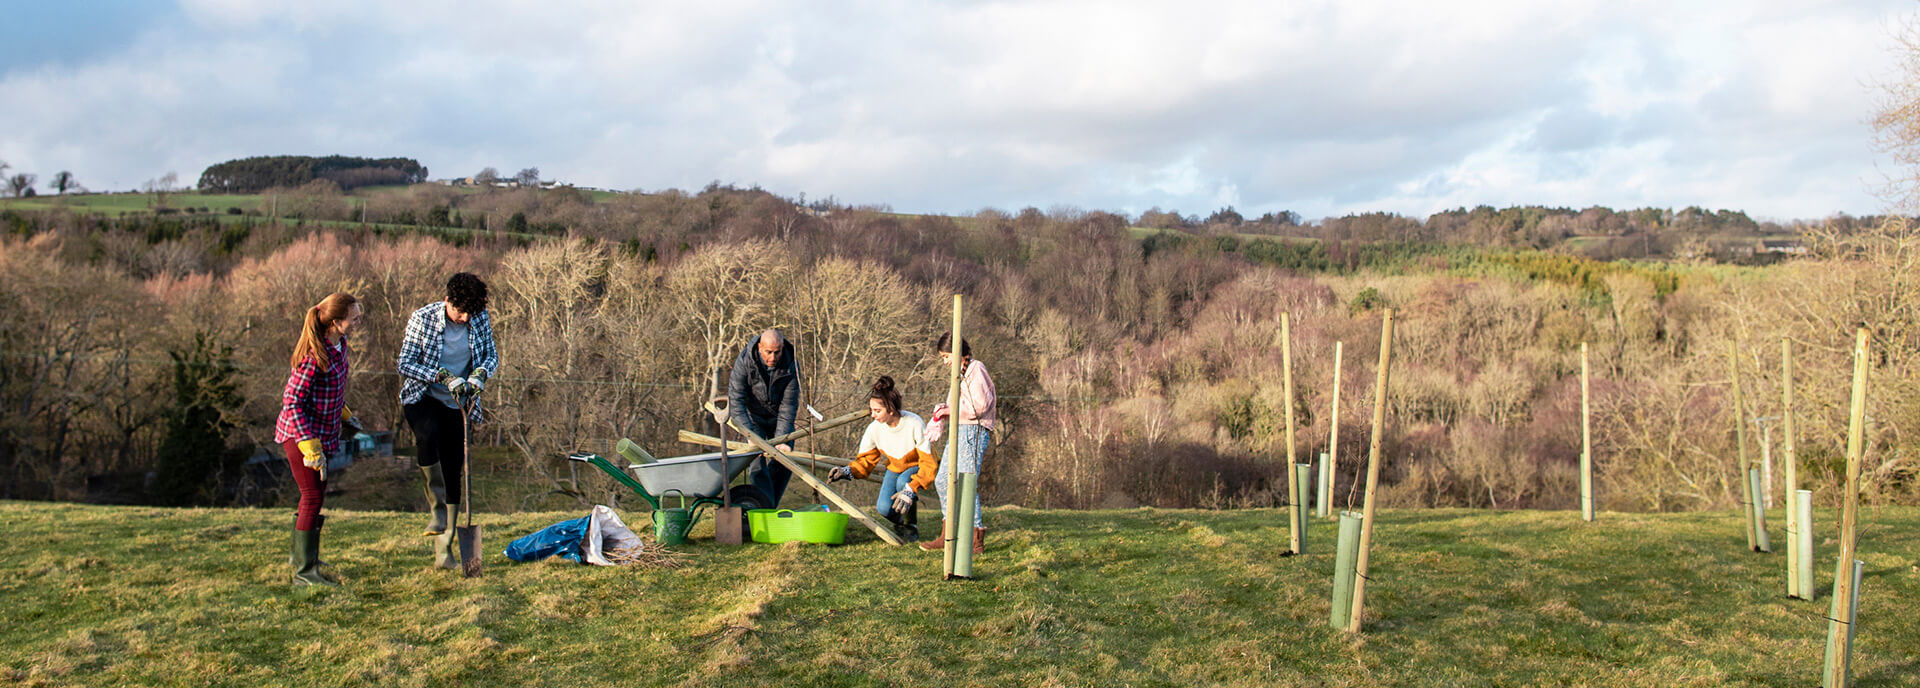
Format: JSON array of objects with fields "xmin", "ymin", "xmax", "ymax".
[{"xmin": 653, "ymin": 490, "xmax": 696, "ymax": 546}]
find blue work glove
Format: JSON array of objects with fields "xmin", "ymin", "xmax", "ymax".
[
  {"xmin": 890, "ymin": 488, "xmax": 915, "ymax": 514},
  {"xmin": 827, "ymin": 466, "xmax": 853, "ymax": 483}
]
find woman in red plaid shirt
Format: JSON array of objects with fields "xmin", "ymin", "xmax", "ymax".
[{"xmin": 273, "ymin": 292, "xmax": 362, "ymax": 586}]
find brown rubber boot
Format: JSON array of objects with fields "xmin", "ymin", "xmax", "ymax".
[
  {"xmin": 973, "ymin": 527, "xmax": 985, "ymax": 555},
  {"xmin": 918, "ymin": 532, "xmax": 944, "ymax": 551}
]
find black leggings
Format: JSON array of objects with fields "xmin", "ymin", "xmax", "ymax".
[{"xmin": 404, "ymin": 401, "xmax": 466, "ymax": 505}]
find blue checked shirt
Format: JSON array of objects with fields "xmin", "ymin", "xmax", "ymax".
[{"xmin": 396, "ymin": 301, "xmax": 499, "ymax": 423}]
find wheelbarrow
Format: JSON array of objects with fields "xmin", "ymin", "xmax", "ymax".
[{"xmin": 566, "ymin": 445, "xmax": 774, "ymax": 541}]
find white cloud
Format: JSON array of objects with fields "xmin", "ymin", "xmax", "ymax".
[{"xmin": 0, "ymin": 0, "xmax": 1910, "ymax": 218}]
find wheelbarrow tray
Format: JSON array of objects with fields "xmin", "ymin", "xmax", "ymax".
[{"xmin": 633, "ymin": 450, "xmax": 761, "ymax": 499}]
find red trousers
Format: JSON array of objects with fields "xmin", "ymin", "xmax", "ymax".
[{"xmin": 282, "ymin": 439, "xmax": 327, "ymax": 530}]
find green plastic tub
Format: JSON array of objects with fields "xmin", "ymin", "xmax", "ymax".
[{"xmin": 747, "ymin": 508, "xmax": 849, "ymax": 544}]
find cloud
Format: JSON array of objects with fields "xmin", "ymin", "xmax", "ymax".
[{"xmin": 0, "ymin": 0, "xmax": 1909, "ymax": 219}]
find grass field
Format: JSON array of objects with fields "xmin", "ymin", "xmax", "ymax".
[
  {"xmin": 3, "ymin": 500, "xmax": 1915, "ymax": 687},
  {"xmin": 0, "ymin": 192, "xmax": 260, "ymax": 216}
]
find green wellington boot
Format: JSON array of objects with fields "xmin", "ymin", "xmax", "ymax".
[
  {"xmin": 420, "ymin": 465, "xmax": 449, "ymax": 536},
  {"xmin": 433, "ymin": 520, "xmax": 460, "ymax": 569},
  {"xmin": 291, "ymin": 523, "xmax": 339, "ymax": 587}
]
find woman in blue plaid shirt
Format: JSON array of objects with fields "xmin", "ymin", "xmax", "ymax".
[{"xmin": 395, "ymin": 273, "xmax": 500, "ymax": 569}]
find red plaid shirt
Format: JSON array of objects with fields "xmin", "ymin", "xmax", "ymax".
[{"xmin": 274, "ymin": 340, "xmax": 350, "ymax": 455}]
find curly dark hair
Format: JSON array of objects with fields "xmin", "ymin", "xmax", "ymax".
[{"xmin": 446, "ymin": 272, "xmax": 489, "ymax": 315}]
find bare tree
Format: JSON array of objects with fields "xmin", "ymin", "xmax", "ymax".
[
  {"xmin": 5, "ymin": 173, "xmax": 35, "ymax": 198},
  {"xmin": 143, "ymin": 172, "xmax": 178, "ymax": 209},
  {"xmin": 474, "ymin": 167, "xmax": 500, "ymax": 186},
  {"xmin": 514, "ymin": 167, "xmax": 540, "ymax": 186}
]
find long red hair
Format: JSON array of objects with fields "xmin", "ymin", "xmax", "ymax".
[{"xmin": 290, "ymin": 292, "xmax": 357, "ymax": 372}]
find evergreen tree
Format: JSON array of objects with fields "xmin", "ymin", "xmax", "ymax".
[{"xmin": 150, "ymin": 333, "xmax": 243, "ymax": 506}]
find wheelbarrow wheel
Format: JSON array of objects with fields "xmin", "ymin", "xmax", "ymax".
[{"xmin": 728, "ymin": 484, "xmax": 773, "ymax": 510}]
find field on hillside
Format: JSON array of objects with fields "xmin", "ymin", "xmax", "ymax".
[
  {"xmin": 4, "ymin": 501, "xmax": 1916, "ymax": 687},
  {"xmin": 0, "ymin": 192, "xmax": 261, "ymax": 215}
]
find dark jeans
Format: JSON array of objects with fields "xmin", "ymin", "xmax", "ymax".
[
  {"xmin": 741, "ymin": 419, "xmax": 791, "ymax": 505},
  {"xmin": 282, "ymin": 439, "xmax": 325, "ymax": 531},
  {"xmin": 404, "ymin": 401, "xmax": 466, "ymax": 506}
]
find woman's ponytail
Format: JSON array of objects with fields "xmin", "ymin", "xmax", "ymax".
[{"xmin": 289, "ymin": 292, "xmax": 358, "ymax": 372}]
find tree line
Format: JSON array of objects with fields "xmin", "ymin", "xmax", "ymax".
[{"xmin": 196, "ymin": 155, "xmax": 428, "ymax": 193}]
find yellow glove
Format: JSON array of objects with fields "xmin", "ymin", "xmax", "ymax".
[
  {"xmin": 340, "ymin": 407, "xmax": 354, "ymax": 423},
  {"xmin": 297, "ymin": 439, "xmax": 327, "ymax": 480}
]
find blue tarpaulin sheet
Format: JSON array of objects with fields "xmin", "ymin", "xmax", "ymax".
[{"xmin": 504, "ymin": 516, "xmax": 589, "ymax": 563}]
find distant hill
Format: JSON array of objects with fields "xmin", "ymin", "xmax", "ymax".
[{"xmin": 197, "ymin": 155, "xmax": 427, "ymax": 193}]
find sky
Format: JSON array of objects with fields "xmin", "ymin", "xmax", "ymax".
[{"xmin": 0, "ymin": 0, "xmax": 1913, "ymax": 222}]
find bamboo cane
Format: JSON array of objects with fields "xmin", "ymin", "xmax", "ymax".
[
  {"xmin": 1326, "ymin": 341, "xmax": 1342, "ymax": 519},
  {"xmin": 942, "ymin": 295, "xmax": 965, "ymax": 576},
  {"xmin": 1783, "ymin": 337, "xmax": 1802, "ymax": 597},
  {"xmin": 1347, "ymin": 308, "xmax": 1394, "ymax": 633},
  {"xmin": 1581, "ymin": 341, "xmax": 1593, "ymax": 522},
  {"xmin": 1731, "ymin": 345, "xmax": 1760, "ymax": 551},
  {"xmin": 1823, "ymin": 328, "xmax": 1869, "ymax": 688},
  {"xmin": 1282, "ymin": 312, "xmax": 1301, "ymax": 554}
]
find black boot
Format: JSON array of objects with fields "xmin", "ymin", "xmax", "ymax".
[
  {"xmin": 901, "ymin": 499, "xmax": 920, "ymax": 542},
  {"xmin": 420, "ymin": 465, "xmax": 449, "ymax": 536},
  {"xmin": 291, "ymin": 520, "xmax": 337, "ymax": 587},
  {"xmin": 886, "ymin": 508, "xmax": 909, "ymax": 542}
]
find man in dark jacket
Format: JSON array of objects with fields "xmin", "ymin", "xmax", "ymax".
[{"xmin": 730, "ymin": 329, "xmax": 801, "ymax": 505}]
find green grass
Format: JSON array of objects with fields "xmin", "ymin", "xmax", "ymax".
[
  {"xmin": 4, "ymin": 500, "xmax": 1915, "ymax": 687},
  {"xmin": 0, "ymin": 192, "xmax": 260, "ymax": 216}
]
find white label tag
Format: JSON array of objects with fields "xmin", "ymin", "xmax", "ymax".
[{"xmin": 807, "ymin": 405, "xmax": 824, "ymax": 421}]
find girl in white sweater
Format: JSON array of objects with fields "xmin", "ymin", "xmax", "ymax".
[{"xmin": 830, "ymin": 376, "xmax": 935, "ymax": 541}]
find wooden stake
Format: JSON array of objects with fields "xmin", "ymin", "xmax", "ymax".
[
  {"xmin": 1823, "ymin": 328, "xmax": 1869, "ymax": 688},
  {"xmin": 1581, "ymin": 341, "xmax": 1593, "ymax": 522},
  {"xmin": 1347, "ymin": 308, "xmax": 1394, "ymax": 633},
  {"xmin": 1324, "ymin": 341, "xmax": 1342, "ymax": 519},
  {"xmin": 942, "ymin": 295, "xmax": 966, "ymax": 576},
  {"xmin": 1282, "ymin": 312, "xmax": 1301, "ymax": 554},
  {"xmin": 1783, "ymin": 337, "xmax": 1802, "ymax": 596},
  {"xmin": 1731, "ymin": 344, "xmax": 1760, "ymax": 551}
]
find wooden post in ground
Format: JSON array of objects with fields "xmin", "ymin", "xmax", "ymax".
[
  {"xmin": 1730, "ymin": 344, "xmax": 1761, "ymax": 551},
  {"xmin": 1324, "ymin": 341, "xmax": 1342, "ymax": 519},
  {"xmin": 1783, "ymin": 337, "xmax": 1805, "ymax": 598},
  {"xmin": 1282, "ymin": 312, "xmax": 1301, "ymax": 554},
  {"xmin": 941, "ymin": 295, "xmax": 966, "ymax": 577},
  {"xmin": 1347, "ymin": 308, "xmax": 1394, "ymax": 633},
  {"xmin": 1823, "ymin": 328, "xmax": 1870, "ymax": 688},
  {"xmin": 1581, "ymin": 342, "xmax": 1593, "ymax": 522}
]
